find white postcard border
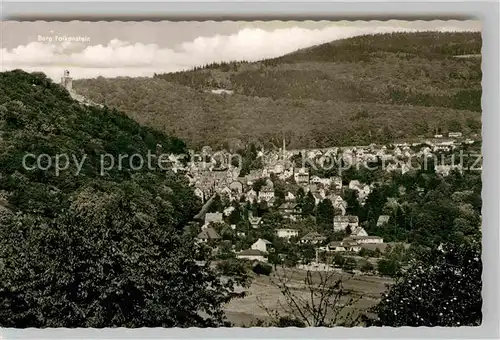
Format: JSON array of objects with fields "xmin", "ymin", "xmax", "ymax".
[{"xmin": 0, "ymin": 0, "xmax": 498, "ymax": 339}]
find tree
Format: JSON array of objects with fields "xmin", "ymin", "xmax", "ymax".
[
  {"xmin": 333, "ymin": 253, "xmax": 345, "ymax": 268},
  {"xmin": 344, "ymin": 189, "xmax": 361, "ymax": 216},
  {"xmin": 316, "ymin": 199, "xmax": 335, "ymax": 226},
  {"xmin": 208, "ymin": 193, "xmax": 224, "ymax": 213},
  {"xmin": 360, "ymin": 260, "xmax": 374, "ymax": 273},
  {"xmin": 274, "ymin": 184, "xmax": 286, "ymax": 206},
  {"xmin": 296, "ymin": 187, "xmax": 305, "ymax": 206},
  {"xmin": 218, "ymin": 239, "xmax": 236, "ymax": 259},
  {"xmin": 228, "ymin": 202, "xmax": 241, "ymax": 225},
  {"xmin": 0, "ymin": 71, "xmax": 240, "ymax": 328},
  {"xmin": 298, "ymin": 244, "xmax": 316, "ymax": 265},
  {"xmin": 252, "ymin": 178, "xmax": 267, "ymax": 192},
  {"xmin": 252, "ymin": 262, "xmax": 273, "ymax": 276},
  {"xmin": 370, "ymin": 237, "xmax": 481, "ymax": 326},
  {"xmin": 216, "ymin": 259, "xmax": 253, "ymax": 288},
  {"xmin": 377, "ymin": 258, "xmax": 401, "ymax": 277},
  {"xmin": 342, "ymin": 257, "xmax": 357, "ymax": 272},
  {"xmin": 302, "ymin": 191, "xmax": 316, "ymax": 216},
  {"xmin": 0, "ymin": 184, "xmax": 238, "ymax": 327}
]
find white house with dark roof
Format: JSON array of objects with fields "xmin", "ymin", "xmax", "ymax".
[
  {"xmin": 327, "ymin": 234, "xmax": 384, "ymax": 252},
  {"xmin": 277, "ymin": 202, "xmax": 301, "ymax": 220},
  {"xmin": 203, "ymin": 212, "xmax": 224, "ymax": 228},
  {"xmin": 377, "ymin": 215, "xmax": 390, "ymax": 227},
  {"xmin": 294, "ymin": 167, "xmax": 310, "ymax": 185},
  {"xmin": 236, "ymin": 249, "xmax": 268, "ymax": 262},
  {"xmin": 196, "ymin": 227, "xmax": 221, "ymax": 243},
  {"xmin": 351, "ymin": 226, "xmax": 368, "ymax": 237},
  {"xmin": 251, "ymin": 238, "xmax": 273, "ymax": 253},
  {"xmin": 349, "ymin": 180, "xmax": 361, "ymax": 190},
  {"xmin": 333, "ymin": 215, "xmax": 359, "ymax": 231},
  {"xmin": 300, "ymin": 232, "xmax": 327, "ymax": 245},
  {"xmin": 276, "ymin": 228, "xmax": 299, "ymax": 239},
  {"xmin": 258, "ymin": 185, "xmax": 275, "ymax": 202},
  {"xmin": 245, "ymin": 189, "xmax": 258, "ymax": 202},
  {"xmin": 223, "ymin": 206, "xmax": 235, "ymax": 217},
  {"xmin": 249, "ymin": 215, "xmax": 263, "ymax": 229},
  {"xmin": 344, "ymin": 235, "xmax": 383, "ymax": 244},
  {"xmin": 285, "ymin": 192, "xmax": 296, "ymax": 201},
  {"xmin": 327, "ymin": 241, "xmax": 346, "ymax": 252},
  {"xmin": 194, "ymin": 187, "xmax": 204, "ymax": 202}
]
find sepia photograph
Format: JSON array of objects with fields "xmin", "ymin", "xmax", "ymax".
[{"xmin": 0, "ymin": 19, "xmax": 483, "ymax": 328}]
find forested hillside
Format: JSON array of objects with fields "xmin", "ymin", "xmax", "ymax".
[
  {"xmin": 74, "ymin": 32, "xmax": 482, "ymax": 149},
  {"xmin": 0, "ymin": 70, "xmax": 238, "ymax": 327}
]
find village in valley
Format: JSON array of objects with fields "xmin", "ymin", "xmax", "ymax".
[
  {"xmin": 54, "ymin": 70, "xmax": 480, "ymax": 276},
  {"xmin": 0, "ymin": 17, "xmax": 487, "ymax": 330},
  {"xmin": 167, "ymin": 132, "xmax": 481, "ymax": 274}
]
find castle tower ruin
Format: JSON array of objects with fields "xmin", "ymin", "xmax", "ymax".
[
  {"xmin": 282, "ymin": 132, "xmax": 286, "ymax": 160},
  {"xmin": 60, "ymin": 70, "xmax": 72, "ymax": 91}
]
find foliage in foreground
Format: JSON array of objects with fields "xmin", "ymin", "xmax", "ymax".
[
  {"xmin": 0, "ymin": 70, "xmax": 236, "ymax": 327},
  {"xmin": 370, "ymin": 236, "xmax": 482, "ymax": 326}
]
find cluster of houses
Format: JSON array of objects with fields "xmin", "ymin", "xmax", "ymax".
[
  {"xmin": 194, "ymin": 199, "xmax": 393, "ymax": 263},
  {"xmin": 322, "ymin": 215, "xmax": 387, "ymax": 253},
  {"xmin": 245, "ymin": 213, "xmax": 392, "ymax": 262},
  {"xmin": 181, "ymin": 135, "xmax": 477, "ymax": 206},
  {"xmin": 186, "ymin": 137, "xmax": 479, "ymax": 267}
]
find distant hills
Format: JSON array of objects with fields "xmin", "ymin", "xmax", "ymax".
[{"xmin": 73, "ymin": 31, "xmax": 482, "ymax": 150}]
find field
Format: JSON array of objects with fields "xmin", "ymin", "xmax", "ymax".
[{"xmin": 224, "ymin": 267, "xmax": 393, "ymax": 326}]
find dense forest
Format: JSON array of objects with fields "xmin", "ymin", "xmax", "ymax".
[
  {"xmin": 74, "ymin": 31, "xmax": 482, "ymax": 149},
  {"xmin": 0, "ymin": 70, "xmax": 241, "ymax": 327}
]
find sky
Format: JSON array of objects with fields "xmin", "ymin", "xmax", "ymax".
[{"xmin": 0, "ymin": 20, "xmax": 481, "ymax": 80}]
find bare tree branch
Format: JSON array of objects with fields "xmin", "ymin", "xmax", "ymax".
[{"xmin": 260, "ymin": 264, "xmax": 364, "ymax": 327}]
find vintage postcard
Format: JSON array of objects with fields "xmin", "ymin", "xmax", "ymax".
[{"xmin": 0, "ymin": 20, "xmax": 482, "ymax": 328}]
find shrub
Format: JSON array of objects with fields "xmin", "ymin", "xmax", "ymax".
[
  {"xmin": 333, "ymin": 253, "xmax": 345, "ymax": 267},
  {"xmin": 371, "ymin": 238, "xmax": 481, "ymax": 326},
  {"xmin": 342, "ymin": 257, "xmax": 357, "ymax": 272},
  {"xmin": 360, "ymin": 260, "xmax": 375, "ymax": 273},
  {"xmin": 252, "ymin": 262, "xmax": 273, "ymax": 276},
  {"xmin": 275, "ymin": 316, "xmax": 307, "ymax": 328},
  {"xmin": 377, "ymin": 258, "xmax": 401, "ymax": 277}
]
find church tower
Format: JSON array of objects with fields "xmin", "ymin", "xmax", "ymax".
[
  {"xmin": 282, "ymin": 133, "xmax": 286, "ymax": 160},
  {"xmin": 60, "ymin": 70, "xmax": 72, "ymax": 91}
]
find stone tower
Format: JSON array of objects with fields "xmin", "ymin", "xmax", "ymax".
[
  {"xmin": 60, "ymin": 70, "xmax": 72, "ymax": 91},
  {"xmin": 282, "ymin": 132, "xmax": 286, "ymax": 160}
]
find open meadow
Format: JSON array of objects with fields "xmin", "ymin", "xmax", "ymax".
[{"xmin": 224, "ymin": 267, "xmax": 393, "ymax": 326}]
